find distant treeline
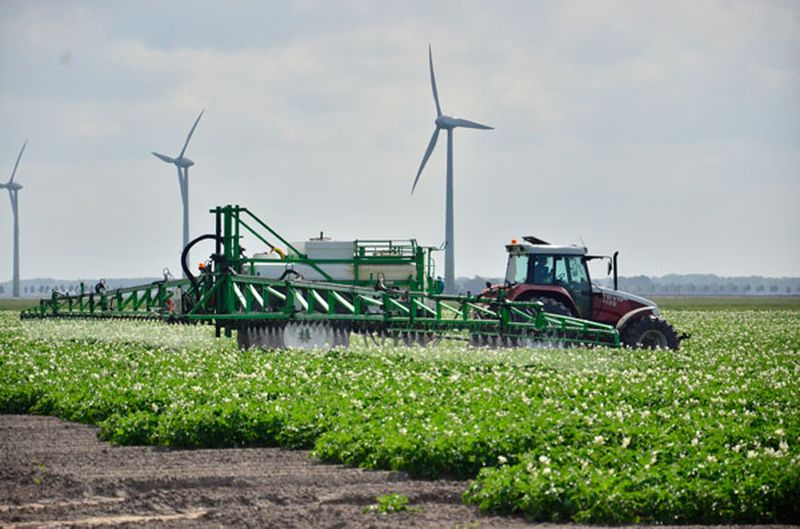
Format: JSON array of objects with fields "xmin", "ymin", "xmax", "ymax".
[
  {"xmin": 2, "ymin": 274, "xmax": 799, "ymax": 298},
  {"xmin": 598, "ymin": 274, "xmax": 800, "ymax": 296},
  {"xmin": 0, "ymin": 278, "xmax": 160, "ymax": 297},
  {"xmin": 456, "ymin": 274, "xmax": 800, "ymax": 297}
]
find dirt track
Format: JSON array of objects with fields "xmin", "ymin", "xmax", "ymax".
[{"xmin": 1, "ymin": 415, "xmax": 531, "ymax": 528}]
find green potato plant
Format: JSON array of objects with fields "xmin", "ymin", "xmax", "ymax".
[{"xmin": 0, "ymin": 309, "xmax": 798, "ymax": 523}]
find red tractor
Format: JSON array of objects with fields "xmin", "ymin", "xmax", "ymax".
[{"xmin": 483, "ymin": 236, "xmax": 684, "ymax": 349}]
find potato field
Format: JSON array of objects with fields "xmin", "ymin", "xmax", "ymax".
[{"xmin": 1, "ymin": 307, "xmax": 798, "ymax": 524}]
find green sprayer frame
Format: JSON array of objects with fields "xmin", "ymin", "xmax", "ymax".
[{"xmin": 22, "ymin": 205, "xmax": 620, "ymax": 348}]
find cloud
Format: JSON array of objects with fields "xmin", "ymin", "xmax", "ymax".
[{"xmin": 0, "ymin": 1, "xmax": 798, "ymax": 280}]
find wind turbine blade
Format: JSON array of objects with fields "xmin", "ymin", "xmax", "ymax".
[
  {"xmin": 412, "ymin": 127, "xmax": 440, "ymax": 193},
  {"xmin": 152, "ymin": 152, "xmax": 176, "ymax": 164},
  {"xmin": 449, "ymin": 118, "xmax": 493, "ymax": 130},
  {"xmin": 179, "ymin": 109, "xmax": 205, "ymax": 158},
  {"xmin": 9, "ymin": 140, "xmax": 27, "ymax": 183},
  {"xmin": 428, "ymin": 45, "xmax": 442, "ymax": 117}
]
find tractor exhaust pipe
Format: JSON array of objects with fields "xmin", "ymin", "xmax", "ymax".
[{"xmin": 613, "ymin": 251, "xmax": 619, "ymax": 291}]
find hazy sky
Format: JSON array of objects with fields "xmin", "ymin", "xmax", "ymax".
[{"xmin": 0, "ymin": 0, "xmax": 798, "ymax": 281}]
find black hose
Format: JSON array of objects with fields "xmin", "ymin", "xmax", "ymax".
[
  {"xmin": 182, "ymin": 233, "xmax": 222, "ymax": 294},
  {"xmin": 279, "ymin": 268, "xmax": 302, "ymax": 281}
]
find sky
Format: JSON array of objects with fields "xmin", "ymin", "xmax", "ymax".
[{"xmin": 0, "ymin": 0, "xmax": 798, "ymax": 282}]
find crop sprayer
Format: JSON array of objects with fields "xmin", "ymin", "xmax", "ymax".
[{"xmin": 22, "ymin": 205, "xmax": 621, "ymax": 349}]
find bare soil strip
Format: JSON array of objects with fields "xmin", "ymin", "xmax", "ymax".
[
  {"xmin": 4, "ymin": 509, "xmax": 208, "ymax": 528},
  {"xmin": 0, "ymin": 415, "xmax": 529, "ymax": 528},
  {"xmin": 0, "ymin": 497, "xmax": 124, "ymax": 512}
]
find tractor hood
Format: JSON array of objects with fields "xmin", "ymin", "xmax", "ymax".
[
  {"xmin": 593, "ymin": 285, "xmax": 660, "ymax": 316},
  {"xmin": 479, "ymin": 283, "xmax": 503, "ymax": 299}
]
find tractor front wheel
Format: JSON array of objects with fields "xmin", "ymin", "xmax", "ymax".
[{"xmin": 621, "ymin": 317, "xmax": 679, "ymax": 350}]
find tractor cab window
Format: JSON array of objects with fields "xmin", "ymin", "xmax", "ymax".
[
  {"xmin": 529, "ymin": 255, "xmax": 554, "ymax": 285},
  {"xmin": 567, "ymin": 256, "xmax": 590, "ymax": 287},
  {"xmin": 505, "ymin": 254, "xmax": 529, "ymax": 284},
  {"xmin": 554, "ymin": 256, "xmax": 568, "ymax": 285}
]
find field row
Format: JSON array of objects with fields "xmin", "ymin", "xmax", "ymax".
[{"xmin": 1, "ymin": 310, "xmax": 798, "ymax": 523}]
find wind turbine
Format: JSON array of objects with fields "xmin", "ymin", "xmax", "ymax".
[
  {"xmin": 1, "ymin": 140, "xmax": 27, "ymax": 298},
  {"xmin": 152, "ymin": 109, "xmax": 205, "ymax": 263},
  {"xmin": 412, "ymin": 46, "xmax": 493, "ymax": 294}
]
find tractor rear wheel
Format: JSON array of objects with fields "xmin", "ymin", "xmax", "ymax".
[
  {"xmin": 510, "ymin": 296, "xmax": 573, "ymax": 323},
  {"xmin": 533, "ymin": 297, "xmax": 572, "ymax": 316},
  {"xmin": 621, "ymin": 317, "xmax": 679, "ymax": 350}
]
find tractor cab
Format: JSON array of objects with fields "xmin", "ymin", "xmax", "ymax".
[{"xmin": 504, "ymin": 238, "xmax": 595, "ymax": 318}]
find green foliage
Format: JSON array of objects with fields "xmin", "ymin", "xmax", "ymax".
[
  {"xmin": 0, "ymin": 310, "xmax": 798, "ymax": 523},
  {"xmin": 32, "ymin": 463, "xmax": 46, "ymax": 486},
  {"xmin": 651, "ymin": 296, "xmax": 800, "ymax": 311},
  {"xmin": 363, "ymin": 493, "xmax": 417, "ymax": 514},
  {"xmin": 0, "ymin": 298, "xmax": 39, "ymax": 311}
]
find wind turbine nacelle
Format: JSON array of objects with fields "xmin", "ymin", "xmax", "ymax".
[
  {"xmin": 3, "ymin": 182, "xmax": 23, "ymax": 191},
  {"xmin": 435, "ymin": 115, "xmax": 457, "ymax": 129},
  {"xmin": 174, "ymin": 157, "xmax": 195, "ymax": 168}
]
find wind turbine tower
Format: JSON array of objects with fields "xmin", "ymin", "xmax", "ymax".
[
  {"xmin": 152, "ymin": 110, "xmax": 205, "ymax": 263},
  {"xmin": 412, "ymin": 46, "xmax": 493, "ymax": 294},
  {"xmin": 1, "ymin": 141, "xmax": 27, "ymax": 298}
]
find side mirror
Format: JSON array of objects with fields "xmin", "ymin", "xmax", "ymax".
[{"xmin": 607, "ymin": 261, "xmax": 613, "ymax": 276}]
